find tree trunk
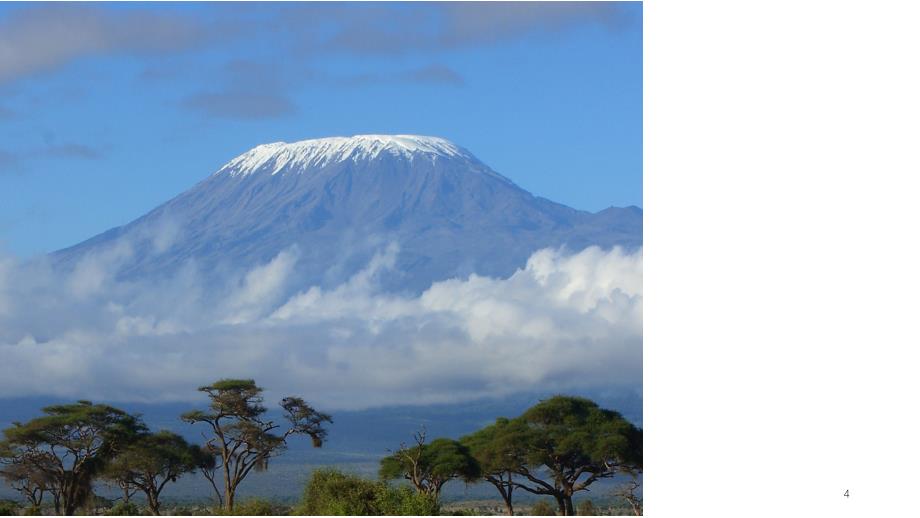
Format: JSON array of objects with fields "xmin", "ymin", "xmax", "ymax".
[
  {"xmin": 63, "ymin": 480, "xmax": 77, "ymax": 516},
  {"xmin": 146, "ymin": 490, "xmax": 160, "ymax": 516},
  {"xmin": 555, "ymin": 495, "xmax": 567, "ymax": 516},
  {"xmin": 498, "ymin": 486, "xmax": 513, "ymax": 516},
  {"xmin": 486, "ymin": 476, "xmax": 515, "ymax": 516},
  {"xmin": 61, "ymin": 477, "xmax": 74, "ymax": 515},
  {"xmin": 564, "ymin": 495, "xmax": 576, "ymax": 516},
  {"xmin": 433, "ymin": 481, "xmax": 444, "ymax": 500},
  {"xmin": 223, "ymin": 447, "xmax": 234, "ymax": 512}
]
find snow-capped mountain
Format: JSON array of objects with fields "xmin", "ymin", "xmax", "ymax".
[{"xmin": 53, "ymin": 135, "xmax": 641, "ymax": 292}]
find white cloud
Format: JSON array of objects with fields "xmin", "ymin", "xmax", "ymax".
[
  {"xmin": 0, "ymin": 5, "xmax": 202, "ymax": 84},
  {"xmin": 67, "ymin": 239, "xmax": 134, "ymax": 298},
  {"xmin": 220, "ymin": 247, "xmax": 300, "ymax": 325},
  {"xmin": 0, "ymin": 243, "xmax": 642, "ymax": 410}
]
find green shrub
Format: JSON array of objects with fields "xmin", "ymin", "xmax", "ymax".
[
  {"xmin": 295, "ymin": 467, "xmax": 440, "ymax": 516},
  {"xmin": 296, "ymin": 467, "xmax": 380, "ymax": 515},
  {"xmin": 373, "ymin": 484, "xmax": 439, "ymax": 516},
  {"xmin": 231, "ymin": 498, "xmax": 276, "ymax": 515},
  {"xmin": 0, "ymin": 500, "xmax": 20, "ymax": 516},
  {"xmin": 169, "ymin": 505, "xmax": 219, "ymax": 516},
  {"xmin": 530, "ymin": 499, "xmax": 557, "ymax": 516},
  {"xmin": 106, "ymin": 501, "xmax": 142, "ymax": 516}
]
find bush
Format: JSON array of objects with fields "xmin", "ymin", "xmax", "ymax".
[
  {"xmin": 577, "ymin": 499, "xmax": 598, "ymax": 515},
  {"xmin": 231, "ymin": 498, "xmax": 276, "ymax": 516},
  {"xmin": 295, "ymin": 467, "xmax": 440, "ymax": 516},
  {"xmin": 530, "ymin": 499, "xmax": 557, "ymax": 516},
  {"xmin": 169, "ymin": 505, "xmax": 218, "ymax": 516},
  {"xmin": 373, "ymin": 484, "xmax": 439, "ymax": 516},
  {"xmin": 106, "ymin": 501, "xmax": 142, "ymax": 516},
  {"xmin": 296, "ymin": 467, "xmax": 380, "ymax": 515},
  {"xmin": 0, "ymin": 500, "xmax": 20, "ymax": 516}
]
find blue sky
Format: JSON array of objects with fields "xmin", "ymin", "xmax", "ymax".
[{"xmin": 0, "ymin": 2, "xmax": 642, "ymax": 258}]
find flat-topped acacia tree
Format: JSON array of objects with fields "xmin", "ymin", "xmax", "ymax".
[
  {"xmin": 180, "ymin": 379, "xmax": 331, "ymax": 512},
  {"xmin": 461, "ymin": 396, "xmax": 642, "ymax": 516},
  {"xmin": 510, "ymin": 396, "xmax": 643, "ymax": 516},
  {"xmin": 379, "ymin": 429, "xmax": 480, "ymax": 499},
  {"xmin": 0, "ymin": 401, "xmax": 146, "ymax": 516},
  {"xmin": 101, "ymin": 431, "xmax": 213, "ymax": 515}
]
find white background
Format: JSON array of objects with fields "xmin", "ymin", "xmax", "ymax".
[{"xmin": 645, "ymin": 0, "xmax": 920, "ymax": 515}]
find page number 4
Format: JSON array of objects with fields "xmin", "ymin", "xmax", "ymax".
[{"xmin": 844, "ymin": 489, "xmax": 849, "ymax": 498}]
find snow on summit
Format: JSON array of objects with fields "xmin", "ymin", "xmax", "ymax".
[{"xmin": 216, "ymin": 135, "xmax": 472, "ymax": 177}]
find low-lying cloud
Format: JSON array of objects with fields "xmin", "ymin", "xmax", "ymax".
[{"xmin": 0, "ymin": 243, "xmax": 641, "ymax": 410}]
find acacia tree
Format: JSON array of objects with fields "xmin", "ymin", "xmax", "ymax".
[
  {"xmin": 379, "ymin": 429, "xmax": 480, "ymax": 498},
  {"xmin": 102, "ymin": 431, "xmax": 211, "ymax": 515},
  {"xmin": 613, "ymin": 477, "xmax": 643, "ymax": 516},
  {"xmin": 0, "ymin": 454, "xmax": 57, "ymax": 511},
  {"xmin": 0, "ymin": 401, "xmax": 145, "ymax": 515},
  {"xmin": 461, "ymin": 418, "xmax": 530, "ymax": 516},
  {"xmin": 507, "ymin": 396, "xmax": 643, "ymax": 516},
  {"xmin": 180, "ymin": 379, "xmax": 331, "ymax": 512}
]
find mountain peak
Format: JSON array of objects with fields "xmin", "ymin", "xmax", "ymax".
[
  {"xmin": 216, "ymin": 134, "xmax": 473, "ymax": 178},
  {"xmin": 54, "ymin": 133, "xmax": 642, "ymax": 292}
]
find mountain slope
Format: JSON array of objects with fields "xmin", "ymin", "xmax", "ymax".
[{"xmin": 53, "ymin": 135, "xmax": 642, "ymax": 292}]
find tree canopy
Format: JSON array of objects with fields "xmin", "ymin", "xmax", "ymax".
[
  {"xmin": 519, "ymin": 396, "xmax": 641, "ymax": 515},
  {"xmin": 379, "ymin": 430, "xmax": 480, "ymax": 497},
  {"xmin": 102, "ymin": 431, "xmax": 210, "ymax": 515},
  {"xmin": 464, "ymin": 396, "xmax": 642, "ymax": 516},
  {"xmin": 0, "ymin": 401, "xmax": 146, "ymax": 515}
]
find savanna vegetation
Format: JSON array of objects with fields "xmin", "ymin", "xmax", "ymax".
[{"xmin": 1, "ymin": 388, "xmax": 641, "ymax": 516}]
